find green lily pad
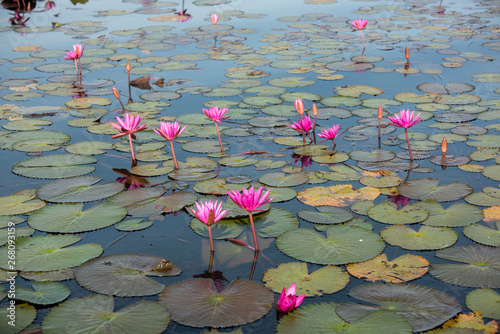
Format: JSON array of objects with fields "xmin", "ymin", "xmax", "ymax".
[
  {"xmin": 219, "ymin": 156, "xmax": 259, "ymax": 167},
  {"xmin": 397, "ymin": 178, "xmax": 473, "ymax": 202},
  {"xmin": 12, "ymin": 154, "xmax": 97, "ymax": 179},
  {"xmin": 367, "ymin": 201, "xmax": 429, "ymax": 225},
  {"xmin": 297, "ymin": 184, "xmax": 380, "ymax": 207},
  {"xmin": 28, "ymin": 202, "xmax": 127, "ymax": 233},
  {"xmin": 108, "ymin": 187, "xmax": 166, "ymax": 210},
  {"xmin": 36, "ymin": 176, "xmax": 124, "ymax": 202},
  {"xmin": 276, "ymin": 225, "xmax": 385, "ymax": 265},
  {"xmin": 316, "ymin": 165, "xmax": 363, "ymax": 181},
  {"xmin": 263, "ymin": 262, "xmax": 349, "ymax": 297},
  {"xmin": 0, "ymin": 303, "xmax": 36, "ymax": 334},
  {"xmin": 297, "ymin": 206, "xmax": 353, "ymax": 225},
  {"xmin": 115, "ymin": 218, "xmax": 153, "ymax": 231},
  {"xmin": 465, "ymin": 288, "xmax": 500, "ymax": 320},
  {"xmin": 321, "ymin": 96, "xmax": 362, "ymax": 107},
  {"xmin": 349, "ymin": 149, "xmax": 396, "ymax": 162},
  {"xmin": 130, "ymin": 163, "xmax": 174, "ymax": 177},
  {"xmin": 75, "ymin": 254, "xmax": 181, "ymax": 297},
  {"xmin": 359, "ymin": 172, "xmax": 403, "ymax": 188},
  {"xmin": 413, "ymin": 200, "xmax": 483, "ymax": 227},
  {"xmin": 482, "ymin": 165, "xmax": 500, "ymax": 181},
  {"xmin": 242, "ymin": 96, "xmax": 282, "ymax": 107},
  {"xmin": 19, "ymin": 268, "xmax": 75, "ymax": 282},
  {"xmin": 259, "ymin": 171, "xmax": 309, "ymax": 187},
  {"xmin": 0, "ymin": 130, "xmax": 70, "ymax": 150},
  {"xmin": 2, "ymin": 119, "xmax": 52, "ymax": 131},
  {"xmin": 276, "ymin": 303, "xmax": 411, "ymax": 334},
  {"xmin": 429, "ymin": 245, "xmax": 500, "ymax": 288},
  {"xmin": 293, "ymin": 145, "xmax": 337, "ymax": 157},
  {"xmin": 65, "ymin": 141, "xmax": 113, "ymax": 155},
  {"xmin": 182, "ymin": 140, "xmax": 229, "ymax": 153},
  {"xmin": 336, "ymin": 283, "xmax": 461, "ymax": 332},
  {"xmin": 381, "ymin": 225, "xmax": 458, "ymax": 250},
  {"xmin": 0, "ymin": 226, "xmax": 35, "ymax": 246},
  {"xmin": 268, "ymin": 76, "xmax": 315, "ymax": 87},
  {"xmin": 168, "ymin": 168, "xmax": 218, "ymax": 182},
  {"xmin": 466, "ymin": 134, "xmax": 500, "ymax": 148},
  {"xmin": 15, "ymin": 281, "xmax": 70, "ymax": 305},
  {"xmin": 0, "ymin": 235, "xmax": 103, "ymax": 271},
  {"xmin": 463, "ymin": 221, "xmax": 500, "ymax": 246},
  {"xmin": 193, "ymin": 178, "xmax": 250, "ymax": 195},
  {"xmin": 42, "ymin": 295, "xmax": 170, "ymax": 334},
  {"xmin": 0, "ymin": 194, "xmax": 45, "ymax": 216},
  {"xmin": 158, "ymin": 279, "xmax": 273, "ymax": 328}
]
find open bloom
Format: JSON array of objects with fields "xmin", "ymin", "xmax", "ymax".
[
  {"xmin": 351, "ymin": 19, "xmax": 368, "ymax": 30},
  {"xmin": 227, "ymin": 186, "xmax": 274, "ymax": 213},
  {"xmin": 45, "ymin": 1, "xmax": 56, "ymax": 9},
  {"xmin": 203, "ymin": 106, "xmax": 229, "ymax": 123},
  {"xmin": 276, "ymin": 283, "xmax": 305, "ymax": 314},
  {"xmin": 388, "ymin": 109, "xmax": 422, "ymax": 129},
  {"xmin": 110, "ymin": 113, "xmax": 147, "ymax": 139},
  {"xmin": 318, "ymin": 125, "xmax": 341, "ymax": 141},
  {"xmin": 154, "ymin": 121, "xmax": 187, "ymax": 141},
  {"xmin": 190, "ymin": 200, "xmax": 229, "ymax": 227},
  {"xmin": 290, "ymin": 115, "xmax": 315, "ymax": 133},
  {"xmin": 63, "ymin": 44, "xmax": 85, "ymax": 61}
]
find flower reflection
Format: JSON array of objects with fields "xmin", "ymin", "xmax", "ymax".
[
  {"xmin": 292, "ymin": 153, "xmax": 313, "ymax": 169},
  {"xmin": 388, "ymin": 194, "xmax": 409, "ymax": 208},
  {"xmin": 113, "ymin": 168, "xmax": 149, "ymax": 189}
]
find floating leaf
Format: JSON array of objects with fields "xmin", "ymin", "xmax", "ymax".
[
  {"xmin": 42, "ymin": 295, "xmax": 169, "ymax": 334},
  {"xmin": 463, "ymin": 222, "xmax": 500, "ymax": 246},
  {"xmin": 297, "ymin": 206, "xmax": 353, "ymax": 225},
  {"xmin": 36, "ymin": 176, "xmax": 124, "ymax": 203},
  {"xmin": 115, "ymin": 218, "xmax": 153, "ymax": 231},
  {"xmin": 75, "ymin": 254, "xmax": 180, "ymax": 297},
  {"xmin": 12, "ymin": 154, "xmax": 96, "ymax": 179},
  {"xmin": 259, "ymin": 171, "xmax": 308, "ymax": 187},
  {"xmin": 397, "ymin": 178, "xmax": 473, "ymax": 202},
  {"xmin": 158, "ymin": 279, "xmax": 274, "ymax": 328},
  {"xmin": 297, "ymin": 184, "xmax": 380, "ymax": 207},
  {"xmin": 336, "ymin": 283, "xmax": 461, "ymax": 332},
  {"xmin": 182, "ymin": 140, "xmax": 229, "ymax": 153},
  {"xmin": 429, "ymin": 245, "xmax": 500, "ymax": 288},
  {"xmin": 0, "ymin": 303, "xmax": 36, "ymax": 334},
  {"xmin": 466, "ymin": 288, "xmax": 500, "ymax": 320},
  {"xmin": 15, "ymin": 281, "xmax": 70, "ymax": 305},
  {"xmin": 193, "ymin": 178, "xmax": 250, "ymax": 195},
  {"xmin": 0, "ymin": 235, "xmax": 102, "ymax": 271},
  {"xmin": 276, "ymin": 303, "xmax": 412, "ymax": 334},
  {"xmin": 346, "ymin": 253, "xmax": 428, "ymax": 283},
  {"xmin": 276, "ymin": 225, "xmax": 385, "ymax": 265},
  {"xmin": 28, "ymin": 202, "xmax": 127, "ymax": 233},
  {"xmin": 349, "ymin": 149, "xmax": 396, "ymax": 162},
  {"xmin": 0, "ymin": 194, "xmax": 45, "ymax": 216},
  {"xmin": 263, "ymin": 262, "xmax": 349, "ymax": 297},
  {"xmin": 381, "ymin": 225, "xmax": 458, "ymax": 250},
  {"xmin": 414, "ymin": 200, "xmax": 482, "ymax": 227},
  {"xmin": 367, "ymin": 201, "xmax": 429, "ymax": 225}
]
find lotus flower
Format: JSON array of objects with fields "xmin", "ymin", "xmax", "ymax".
[
  {"xmin": 212, "ymin": 14, "xmax": 218, "ymax": 34},
  {"xmin": 388, "ymin": 109, "xmax": 422, "ymax": 162},
  {"xmin": 45, "ymin": 1, "xmax": 56, "ymax": 10},
  {"xmin": 63, "ymin": 44, "xmax": 85, "ymax": 76},
  {"xmin": 110, "ymin": 113, "xmax": 147, "ymax": 162},
  {"xmin": 317, "ymin": 124, "xmax": 341, "ymax": 150},
  {"xmin": 153, "ymin": 121, "xmax": 187, "ymax": 169},
  {"xmin": 203, "ymin": 106, "xmax": 229, "ymax": 152},
  {"xmin": 290, "ymin": 115, "xmax": 315, "ymax": 143},
  {"xmin": 190, "ymin": 200, "xmax": 229, "ymax": 252},
  {"xmin": 276, "ymin": 283, "xmax": 305, "ymax": 314},
  {"xmin": 351, "ymin": 19, "xmax": 368, "ymax": 48},
  {"xmin": 227, "ymin": 186, "xmax": 274, "ymax": 251}
]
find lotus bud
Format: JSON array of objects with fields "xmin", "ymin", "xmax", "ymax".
[
  {"xmin": 112, "ymin": 87, "xmax": 120, "ymax": 100},
  {"xmin": 312, "ymin": 104, "xmax": 318, "ymax": 117},
  {"xmin": 126, "ymin": 60, "xmax": 131, "ymax": 72},
  {"xmin": 405, "ymin": 47, "xmax": 410, "ymax": 62},
  {"xmin": 441, "ymin": 137, "xmax": 447, "ymax": 154},
  {"xmin": 294, "ymin": 99, "xmax": 304, "ymax": 117},
  {"xmin": 377, "ymin": 105, "xmax": 383, "ymax": 120}
]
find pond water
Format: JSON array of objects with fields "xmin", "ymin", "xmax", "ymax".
[{"xmin": 0, "ymin": 0, "xmax": 499, "ymax": 333}]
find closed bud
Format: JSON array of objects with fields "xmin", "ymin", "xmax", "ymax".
[
  {"xmin": 405, "ymin": 47, "xmax": 410, "ymax": 61},
  {"xmin": 294, "ymin": 99, "xmax": 304, "ymax": 116},
  {"xmin": 312, "ymin": 104, "xmax": 317, "ymax": 117},
  {"xmin": 441, "ymin": 137, "xmax": 447, "ymax": 154},
  {"xmin": 377, "ymin": 105, "xmax": 383, "ymax": 119},
  {"xmin": 112, "ymin": 87, "xmax": 120, "ymax": 100},
  {"xmin": 126, "ymin": 60, "xmax": 131, "ymax": 72}
]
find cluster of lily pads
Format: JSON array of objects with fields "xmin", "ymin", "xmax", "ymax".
[{"xmin": 1, "ymin": 0, "xmax": 500, "ymax": 333}]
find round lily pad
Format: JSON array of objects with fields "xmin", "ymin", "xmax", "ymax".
[
  {"xmin": 75, "ymin": 254, "xmax": 181, "ymax": 297},
  {"xmin": 397, "ymin": 178, "xmax": 473, "ymax": 202},
  {"xmin": 259, "ymin": 171, "xmax": 309, "ymax": 187},
  {"xmin": 12, "ymin": 154, "xmax": 97, "ymax": 179},
  {"xmin": 297, "ymin": 206, "xmax": 353, "ymax": 225},
  {"xmin": 276, "ymin": 225, "xmax": 385, "ymax": 265},
  {"xmin": 15, "ymin": 281, "xmax": 70, "ymax": 305},
  {"xmin": 28, "ymin": 202, "xmax": 127, "ymax": 233},
  {"xmin": 0, "ymin": 303, "xmax": 36, "ymax": 334},
  {"xmin": 158, "ymin": 279, "xmax": 274, "ymax": 328},
  {"xmin": 115, "ymin": 218, "xmax": 153, "ymax": 231},
  {"xmin": 381, "ymin": 225, "xmax": 458, "ymax": 250},
  {"xmin": 297, "ymin": 184, "xmax": 380, "ymax": 207},
  {"xmin": 0, "ymin": 235, "xmax": 103, "ymax": 272},
  {"xmin": 182, "ymin": 140, "xmax": 229, "ymax": 153},
  {"xmin": 429, "ymin": 245, "xmax": 500, "ymax": 288},
  {"xmin": 36, "ymin": 176, "xmax": 124, "ymax": 203},
  {"xmin": 465, "ymin": 288, "xmax": 500, "ymax": 320},
  {"xmin": 263, "ymin": 262, "xmax": 349, "ymax": 297},
  {"xmin": 463, "ymin": 221, "xmax": 500, "ymax": 246},
  {"xmin": 276, "ymin": 303, "xmax": 412, "ymax": 334},
  {"xmin": 367, "ymin": 201, "xmax": 429, "ymax": 225},
  {"xmin": 413, "ymin": 200, "xmax": 483, "ymax": 227},
  {"xmin": 336, "ymin": 283, "xmax": 461, "ymax": 332},
  {"xmin": 0, "ymin": 194, "xmax": 45, "ymax": 216},
  {"xmin": 346, "ymin": 253, "xmax": 429, "ymax": 283},
  {"xmin": 42, "ymin": 295, "xmax": 170, "ymax": 334}
]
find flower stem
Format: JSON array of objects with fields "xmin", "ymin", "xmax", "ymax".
[
  {"xmin": 360, "ymin": 31, "xmax": 365, "ymax": 49},
  {"xmin": 214, "ymin": 122, "xmax": 224, "ymax": 152},
  {"xmin": 378, "ymin": 118, "xmax": 381, "ymax": 149},
  {"xmin": 248, "ymin": 212, "xmax": 259, "ymax": 252},
  {"xmin": 405, "ymin": 128, "xmax": 413, "ymax": 161},
  {"xmin": 208, "ymin": 226, "xmax": 214, "ymax": 253},
  {"xmin": 170, "ymin": 140, "xmax": 179, "ymax": 169},
  {"xmin": 74, "ymin": 59, "xmax": 78, "ymax": 77},
  {"xmin": 128, "ymin": 133, "xmax": 136, "ymax": 162}
]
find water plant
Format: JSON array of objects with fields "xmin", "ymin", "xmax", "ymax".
[
  {"xmin": 203, "ymin": 106, "xmax": 229, "ymax": 153},
  {"xmin": 276, "ymin": 283, "xmax": 305, "ymax": 316},
  {"xmin": 317, "ymin": 124, "xmax": 342, "ymax": 150},
  {"xmin": 212, "ymin": 13, "xmax": 218, "ymax": 35},
  {"xmin": 63, "ymin": 43, "xmax": 85, "ymax": 77},
  {"xmin": 190, "ymin": 200, "xmax": 229, "ymax": 253},
  {"xmin": 153, "ymin": 121, "xmax": 187, "ymax": 170},
  {"xmin": 290, "ymin": 115, "xmax": 315, "ymax": 144},
  {"xmin": 351, "ymin": 19, "xmax": 368, "ymax": 48},
  {"xmin": 109, "ymin": 113, "xmax": 147, "ymax": 163},
  {"xmin": 388, "ymin": 109, "xmax": 422, "ymax": 162}
]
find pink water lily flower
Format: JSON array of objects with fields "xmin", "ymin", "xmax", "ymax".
[
  {"xmin": 191, "ymin": 200, "xmax": 229, "ymax": 252},
  {"xmin": 212, "ymin": 14, "xmax": 218, "ymax": 34},
  {"xmin": 203, "ymin": 106, "xmax": 229, "ymax": 152},
  {"xmin": 293, "ymin": 99, "xmax": 304, "ymax": 118},
  {"xmin": 276, "ymin": 283, "xmax": 305, "ymax": 314},
  {"xmin": 227, "ymin": 186, "xmax": 274, "ymax": 251},
  {"xmin": 388, "ymin": 109, "xmax": 422, "ymax": 162},
  {"xmin": 290, "ymin": 115, "xmax": 315, "ymax": 143},
  {"xmin": 64, "ymin": 44, "xmax": 85, "ymax": 76},
  {"xmin": 351, "ymin": 19, "xmax": 368, "ymax": 48},
  {"xmin": 110, "ymin": 113, "xmax": 147, "ymax": 163},
  {"xmin": 45, "ymin": 1, "xmax": 56, "ymax": 10},
  {"xmin": 318, "ymin": 124, "xmax": 341, "ymax": 150},
  {"xmin": 154, "ymin": 121, "xmax": 187, "ymax": 169}
]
